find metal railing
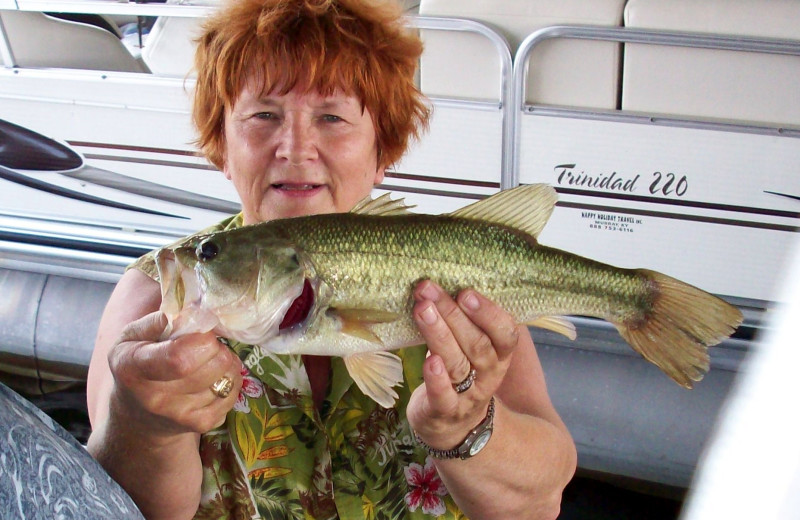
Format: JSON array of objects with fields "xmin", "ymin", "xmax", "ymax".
[
  {"xmin": 510, "ymin": 25, "xmax": 800, "ymax": 187},
  {"xmin": 408, "ymin": 15, "xmax": 513, "ymax": 184},
  {"xmin": 0, "ymin": 5, "xmax": 515, "ymax": 190}
]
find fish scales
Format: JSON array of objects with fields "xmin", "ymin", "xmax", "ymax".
[
  {"xmin": 279, "ymin": 212, "xmax": 655, "ymax": 328},
  {"xmin": 157, "ymin": 184, "xmax": 743, "ymax": 405}
]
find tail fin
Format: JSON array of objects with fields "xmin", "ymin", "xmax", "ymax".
[{"xmin": 615, "ymin": 270, "xmax": 743, "ymax": 388}]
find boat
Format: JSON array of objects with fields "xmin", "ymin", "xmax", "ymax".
[{"xmin": 1, "ymin": 0, "xmax": 799, "ymax": 493}]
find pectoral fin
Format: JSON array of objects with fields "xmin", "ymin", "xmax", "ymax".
[
  {"xmin": 527, "ymin": 316, "xmax": 577, "ymax": 340},
  {"xmin": 333, "ymin": 308, "xmax": 404, "ymax": 345},
  {"xmin": 344, "ymin": 351, "xmax": 404, "ymax": 408}
]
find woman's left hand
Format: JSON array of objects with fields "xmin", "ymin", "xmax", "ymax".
[
  {"xmin": 406, "ymin": 280, "xmax": 576, "ymax": 520},
  {"xmin": 406, "ymin": 280, "xmax": 519, "ymax": 451}
]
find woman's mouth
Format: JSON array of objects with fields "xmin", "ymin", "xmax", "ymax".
[
  {"xmin": 271, "ymin": 183, "xmax": 325, "ymax": 199},
  {"xmin": 272, "ymin": 183, "xmax": 321, "ymax": 191}
]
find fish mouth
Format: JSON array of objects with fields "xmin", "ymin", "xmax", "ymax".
[
  {"xmin": 154, "ymin": 248, "xmax": 190, "ymax": 321},
  {"xmin": 279, "ymin": 278, "xmax": 314, "ymax": 330},
  {"xmin": 154, "ymin": 247, "xmax": 221, "ymax": 338}
]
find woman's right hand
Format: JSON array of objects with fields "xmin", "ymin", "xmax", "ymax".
[
  {"xmin": 86, "ymin": 269, "xmax": 241, "ymax": 520},
  {"xmin": 107, "ymin": 311, "xmax": 243, "ymax": 438}
]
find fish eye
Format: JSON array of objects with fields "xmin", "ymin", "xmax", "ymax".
[{"xmin": 197, "ymin": 240, "xmax": 219, "ymax": 261}]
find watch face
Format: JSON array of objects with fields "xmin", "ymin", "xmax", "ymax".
[{"xmin": 469, "ymin": 429, "xmax": 492, "ymax": 457}]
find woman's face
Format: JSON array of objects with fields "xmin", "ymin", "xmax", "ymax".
[{"xmin": 223, "ymin": 81, "xmax": 385, "ymax": 224}]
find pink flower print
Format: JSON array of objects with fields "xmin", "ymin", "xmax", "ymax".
[
  {"xmin": 404, "ymin": 456, "xmax": 448, "ymax": 516},
  {"xmin": 234, "ymin": 366, "xmax": 265, "ymax": 413}
]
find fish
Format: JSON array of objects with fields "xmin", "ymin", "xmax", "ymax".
[{"xmin": 154, "ymin": 184, "xmax": 743, "ymax": 408}]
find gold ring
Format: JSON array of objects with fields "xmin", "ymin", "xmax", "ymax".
[
  {"xmin": 453, "ymin": 368, "xmax": 476, "ymax": 393},
  {"xmin": 210, "ymin": 375, "xmax": 233, "ymax": 399}
]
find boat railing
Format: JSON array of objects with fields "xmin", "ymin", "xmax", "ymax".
[
  {"xmin": 2, "ymin": 0, "xmax": 800, "ymax": 489},
  {"xmin": 511, "ymin": 25, "xmax": 800, "ymax": 187},
  {"xmin": 0, "ymin": 4, "xmax": 516, "ymax": 218}
]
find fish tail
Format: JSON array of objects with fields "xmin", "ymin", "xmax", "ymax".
[{"xmin": 614, "ymin": 269, "xmax": 743, "ymax": 388}]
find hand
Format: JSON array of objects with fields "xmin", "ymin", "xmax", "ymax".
[
  {"xmin": 107, "ymin": 311, "xmax": 243, "ymax": 438},
  {"xmin": 406, "ymin": 281, "xmax": 520, "ymax": 451}
]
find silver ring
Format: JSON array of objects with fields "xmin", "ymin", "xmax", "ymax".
[
  {"xmin": 210, "ymin": 375, "xmax": 233, "ymax": 399},
  {"xmin": 453, "ymin": 368, "xmax": 476, "ymax": 393}
]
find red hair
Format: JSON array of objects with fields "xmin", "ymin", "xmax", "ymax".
[{"xmin": 193, "ymin": 0, "xmax": 430, "ymax": 169}]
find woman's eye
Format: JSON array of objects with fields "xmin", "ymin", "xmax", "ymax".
[
  {"xmin": 254, "ymin": 112, "xmax": 277, "ymax": 120},
  {"xmin": 322, "ymin": 114, "xmax": 343, "ymax": 123}
]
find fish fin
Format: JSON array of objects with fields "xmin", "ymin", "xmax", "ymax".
[
  {"xmin": 448, "ymin": 184, "xmax": 557, "ymax": 238},
  {"xmin": 341, "ymin": 323, "xmax": 383, "ymax": 345},
  {"xmin": 334, "ymin": 308, "xmax": 403, "ymax": 323},
  {"xmin": 527, "ymin": 316, "xmax": 577, "ymax": 340},
  {"xmin": 615, "ymin": 270, "xmax": 743, "ymax": 389},
  {"xmin": 344, "ymin": 351, "xmax": 403, "ymax": 408},
  {"xmin": 334, "ymin": 308, "xmax": 403, "ymax": 344},
  {"xmin": 350, "ymin": 193, "xmax": 416, "ymax": 216}
]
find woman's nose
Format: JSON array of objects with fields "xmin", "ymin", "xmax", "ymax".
[{"xmin": 275, "ymin": 118, "xmax": 318, "ymax": 165}]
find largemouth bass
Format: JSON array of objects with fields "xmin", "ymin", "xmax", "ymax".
[{"xmin": 155, "ymin": 184, "xmax": 743, "ymax": 407}]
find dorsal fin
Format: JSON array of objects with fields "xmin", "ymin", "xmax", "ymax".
[
  {"xmin": 351, "ymin": 193, "xmax": 416, "ymax": 216},
  {"xmin": 448, "ymin": 184, "xmax": 557, "ymax": 238}
]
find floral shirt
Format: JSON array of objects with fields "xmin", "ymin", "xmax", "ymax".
[{"xmin": 131, "ymin": 215, "xmax": 466, "ymax": 520}]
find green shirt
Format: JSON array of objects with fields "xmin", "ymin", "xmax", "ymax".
[{"xmin": 132, "ymin": 215, "xmax": 466, "ymax": 520}]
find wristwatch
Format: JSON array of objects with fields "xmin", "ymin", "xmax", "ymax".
[{"xmin": 414, "ymin": 396, "xmax": 495, "ymax": 460}]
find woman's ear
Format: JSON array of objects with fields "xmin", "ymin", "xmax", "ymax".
[
  {"xmin": 373, "ymin": 165, "xmax": 386, "ymax": 186},
  {"xmin": 373, "ymin": 145, "xmax": 387, "ymax": 185},
  {"xmin": 220, "ymin": 147, "xmax": 232, "ymax": 180}
]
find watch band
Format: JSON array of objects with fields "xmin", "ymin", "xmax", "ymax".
[{"xmin": 414, "ymin": 396, "xmax": 495, "ymax": 460}]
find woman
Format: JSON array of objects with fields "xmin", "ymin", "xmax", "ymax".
[{"xmin": 86, "ymin": 0, "xmax": 577, "ymax": 518}]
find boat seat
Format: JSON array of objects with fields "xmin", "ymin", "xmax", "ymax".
[
  {"xmin": 141, "ymin": 0, "xmax": 226, "ymax": 77},
  {"xmin": 622, "ymin": 0, "xmax": 800, "ymax": 128},
  {"xmin": 0, "ymin": 10, "xmax": 149, "ymax": 73},
  {"xmin": 140, "ymin": 16, "xmax": 200, "ymax": 77},
  {"xmin": 418, "ymin": 0, "xmax": 626, "ymax": 108},
  {"xmin": 400, "ymin": 0, "xmax": 421, "ymax": 86},
  {"xmin": 400, "ymin": 0, "xmax": 421, "ymax": 13},
  {"xmin": 44, "ymin": 13, "xmax": 123, "ymax": 38},
  {"xmin": 142, "ymin": 0, "xmax": 420, "ymax": 77}
]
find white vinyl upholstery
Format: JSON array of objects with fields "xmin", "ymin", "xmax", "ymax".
[
  {"xmin": 399, "ymin": 0, "xmax": 420, "ymax": 12},
  {"xmin": 141, "ymin": 15, "xmax": 204, "ymax": 77},
  {"xmin": 141, "ymin": 0, "xmax": 223, "ymax": 77},
  {"xmin": 142, "ymin": 0, "xmax": 419, "ymax": 78},
  {"xmin": 623, "ymin": 0, "xmax": 800, "ymax": 127},
  {"xmin": 418, "ymin": 0, "xmax": 626, "ymax": 108},
  {"xmin": 140, "ymin": 0, "xmax": 222, "ymax": 77},
  {"xmin": 0, "ymin": 10, "xmax": 148, "ymax": 73}
]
